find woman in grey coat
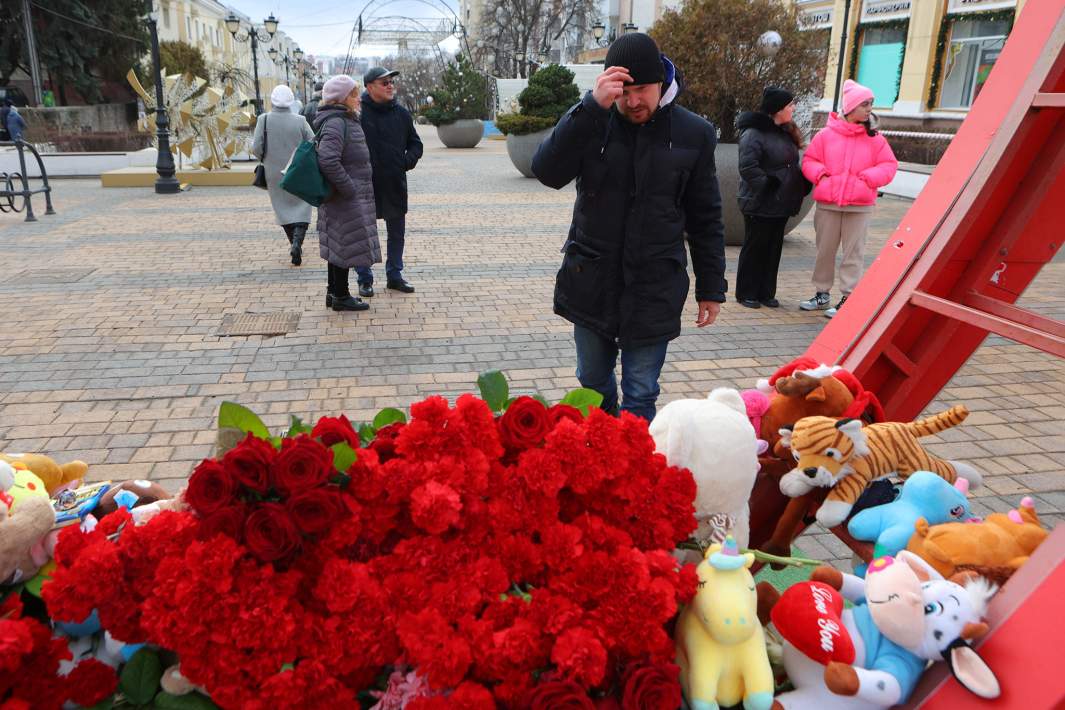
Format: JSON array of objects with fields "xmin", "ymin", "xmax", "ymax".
[
  {"xmin": 314, "ymin": 75, "xmax": 381, "ymax": 312},
  {"xmin": 251, "ymin": 85, "xmax": 314, "ymax": 265}
]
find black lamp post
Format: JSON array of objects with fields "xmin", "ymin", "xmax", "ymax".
[
  {"xmin": 269, "ymin": 47, "xmax": 301, "ymax": 88},
  {"xmin": 145, "ymin": 0, "xmax": 180, "ymax": 194},
  {"xmin": 225, "ymin": 12, "xmax": 279, "ymax": 115}
]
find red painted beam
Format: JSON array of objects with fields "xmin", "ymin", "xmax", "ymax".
[{"xmin": 910, "ymin": 291, "xmax": 1065, "ymax": 357}]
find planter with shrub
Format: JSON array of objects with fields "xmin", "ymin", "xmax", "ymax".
[
  {"xmin": 495, "ymin": 65, "xmax": 579, "ymax": 177},
  {"xmin": 424, "ymin": 55, "xmax": 490, "ymax": 149}
]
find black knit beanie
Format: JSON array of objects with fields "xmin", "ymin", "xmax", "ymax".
[
  {"xmin": 760, "ymin": 86, "xmax": 794, "ymax": 115},
  {"xmin": 604, "ymin": 32, "xmax": 665, "ymax": 86}
]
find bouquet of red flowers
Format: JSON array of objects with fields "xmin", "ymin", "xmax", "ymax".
[{"xmin": 42, "ymin": 374, "xmax": 698, "ymax": 708}]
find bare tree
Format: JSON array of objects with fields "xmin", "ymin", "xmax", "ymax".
[
  {"xmin": 377, "ymin": 51, "xmax": 444, "ymax": 114},
  {"xmin": 477, "ymin": 0, "xmax": 598, "ymax": 78}
]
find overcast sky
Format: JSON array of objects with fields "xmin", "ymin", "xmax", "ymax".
[{"xmin": 224, "ymin": 0, "xmax": 461, "ymax": 58}]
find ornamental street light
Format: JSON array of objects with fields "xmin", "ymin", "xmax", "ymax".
[
  {"xmin": 144, "ymin": 0, "xmax": 180, "ymax": 194},
  {"xmin": 591, "ymin": 22, "xmax": 614, "ymax": 47},
  {"xmin": 225, "ymin": 12, "xmax": 279, "ymax": 115}
]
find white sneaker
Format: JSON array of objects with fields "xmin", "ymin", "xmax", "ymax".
[
  {"xmin": 800, "ymin": 292, "xmax": 830, "ymax": 311},
  {"xmin": 825, "ymin": 295, "xmax": 848, "ymax": 318}
]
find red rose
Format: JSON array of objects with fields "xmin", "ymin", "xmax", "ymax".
[
  {"xmin": 185, "ymin": 459, "xmax": 238, "ymax": 516},
  {"xmin": 369, "ymin": 422, "xmax": 404, "ymax": 463},
  {"xmin": 243, "ymin": 503, "xmax": 302, "ymax": 563},
  {"xmin": 222, "ymin": 433, "xmax": 277, "ymax": 494},
  {"xmin": 311, "ymin": 414, "xmax": 359, "ymax": 448},
  {"xmin": 63, "ymin": 658, "xmax": 118, "ymax": 707},
  {"xmin": 273, "ymin": 436, "xmax": 334, "ymax": 494},
  {"xmin": 498, "ymin": 396, "xmax": 551, "ymax": 450},
  {"xmin": 285, "ymin": 488, "xmax": 340, "ymax": 536},
  {"xmin": 199, "ymin": 504, "xmax": 248, "ymax": 542},
  {"xmin": 620, "ymin": 662, "xmax": 682, "ymax": 710},
  {"xmin": 525, "ymin": 681, "xmax": 595, "ymax": 710},
  {"xmin": 549, "ymin": 404, "xmax": 585, "ymax": 429}
]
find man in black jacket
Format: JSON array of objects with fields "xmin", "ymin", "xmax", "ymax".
[
  {"xmin": 355, "ymin": 67, "xmax": 424, "ymax": 296},
  {"xmin": 301, "ymin": 82, "xmax": 324, "ymax": 124},
  {"xmin": 532, "ymin": 33, "xmax": 726, "ymax": 422}
]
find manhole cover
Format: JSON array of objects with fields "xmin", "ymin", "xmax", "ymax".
[
  {"xmin": 217, "ymin": 312, "xmax": 300, "ymax": 337},
  {"xmin": 12, "ymin": 268, "xmax": 95, "ymax": 283}
]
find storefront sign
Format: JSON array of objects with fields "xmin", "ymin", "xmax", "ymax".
[
  {"xmin": 861, "ymin": 0, "xmax": 912, "ymax": 23},
  {"xmin": 799, "ymin": 6, "xmax": 834, "ymax": 30},
  {"xmin": 947, "ymin": 0, "xmax": 1015, "ymax": 14}
]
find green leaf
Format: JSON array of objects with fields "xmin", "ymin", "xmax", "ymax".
[
  {"xmin": 477, "ymin": 370, "xmax": 509, "ymax": 412},
  {"xmin": 331, "ymin": 442, "xmax": 358, "ymax": 473},
  {"xmin": 358, "ymin": 423, "xmax": 377, "ymax": 447},
  {"xmin": 372, "ymin": 407, "xmax": 407, "ymax": 429},
  {"xmin": 119, "ymin": 648, "xmax": 162, "ymax": 706},
  {"xmin": 217, "ymin": 401, "xmax": 271, "ymax": 440},
  {"xmin": 532, "ymin": 394, "xmax": 551, "ymax": 408},
  {"xmin": 85, "ymin": 699, "xmax": 113, "ymax": 710},
  {"xmin": 287, "ymin": 415, "xmax": 313, "ymax": 438},
  {"xmin": 153, "ymin": 691, "xmax": 219, "ymax": 710},
  {"xmin": 560, "ymin": 388, "xmax": 604, "ymax": 415}
]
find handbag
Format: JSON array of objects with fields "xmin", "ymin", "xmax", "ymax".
[
  {"xmin": 280, "ymin": 114, "xmax": 348, "ymax": 207},
  {"xmin": 253, "ymin": 115, "xmax": 268, "ymax": 190}
]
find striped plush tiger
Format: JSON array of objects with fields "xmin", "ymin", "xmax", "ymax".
[{"xmin": 778, "ymin": 405, "xmax": 982, "ymax": 528}]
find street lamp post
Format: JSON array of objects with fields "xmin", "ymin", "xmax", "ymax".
[
  {"xmin": 225, "ymin": 12, "xmax": 279, "ymax": 115},
  {"xmin": 270, "ymin": 46, "xmax": 303, "ymax": 89},
  {"xmin": 145, "ymin": 0, "xmax": 180, "ymax": 194}
]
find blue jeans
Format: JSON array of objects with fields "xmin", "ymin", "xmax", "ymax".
[
  {"xmin": 573, "ymin": 324, "xmax": 669, "ymax": 422},
  {"xmin": 356, "ymin": 215, "xmax": 405, "ymax": 285}
]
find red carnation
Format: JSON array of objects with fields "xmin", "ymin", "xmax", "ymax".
[
  {"xmin": 222, "ymin": 433, "xmax": 277, "ymax": 494},
  {"xmin": 410, "ymin": 481, "xmax": 462, "ymax": 535},
  {"xmin": 244, "ymin": 503, "xmax": 302, "ymax": 563},
  {"xmin": 274, "ymin": 435, "xmax": 334, "ymax": 494},
  {"xmin": 525, "ymin": 680, "xmax": 596, "ymax": 710},
  {"xmin": 64, "ymin": 658, "xmax": 119, "ymax": 707},
  {"xmin": 551, "ymin": 627, "xmax": 608, "ymax": 687},
  {"xmin": 620, "ymin": 662, "xmax": 682, "ymax": 710},
  {"xmin": 199, "ymin": 504, "xmax": 247, "ymax": 543},
  {"xmin": 549, "ymin": 404, "xmax": 585, "ymax": 429},
  {"xmin": 185, "ymin": 459, "xmax": 238, "ymax": 516},
  {"xmin": 285, "ymin": 488, "xmax": 341, "ymax": 536},
  {"xmin": 369, "ymin": 422, "xmax": 404, "ymax": 463},
  {"xmin": 312, "ymin": 414, "xmax": 360, "ymax": 448},
  {"xmin": 498, "ymin": 396, "xmax": 551, "ymax": 450}
]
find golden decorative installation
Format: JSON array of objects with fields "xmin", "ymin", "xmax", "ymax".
[{"xmin": 128, "ymin": 69, "xmax": 257, "ymax": 170}]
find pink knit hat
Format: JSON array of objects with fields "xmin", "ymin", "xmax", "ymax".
[
  {"xmin": 322, "ymin": 75, "xmax": 358, "ymax": 104},
  {"xmin": 842, "ymin": 79, "xmax": 875, "ymax": 115}
]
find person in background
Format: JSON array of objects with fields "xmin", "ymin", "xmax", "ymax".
[
  {"xmin": 734, "ymin": 86, "xmax": 810, "ymax": 309},
  {"xmin": 302, "ymin": 81, "xmax": 324, "ymax": 124},
  {"xmin": 800, "ymin": 79, "xmax": 898, "ymax": 318},
  {"xmin": 314, "ymin": 76, "xmax": 381, "ymax": 312},
  {"xmin": 531, "ymin": 32, "xmax": 726, "ymax": 422},
  {"xmin": 251, "ymin": 85, "xmax": 314, "ymax": 266},
  {"xmin": 354, "ymin": 67, "xmax": 423, "ymax": 297}
]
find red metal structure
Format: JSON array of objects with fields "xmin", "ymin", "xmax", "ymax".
[{"xmin": 805, "ymin": 0, "xmax": 1065, "ymax": 420}]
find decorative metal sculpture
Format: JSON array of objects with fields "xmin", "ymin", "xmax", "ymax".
[{"xmin": 127, "ymin": 69, "xmax": 256, "ymax": 170}]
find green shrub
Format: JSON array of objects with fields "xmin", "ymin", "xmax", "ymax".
[
  {"xmin": 496, "ymin": 65, "xmax": 580, "ymax": 136},
  {"xmin": 423, "ymin": 55, "xmax": 490, "ymax": 126},
  {"xmin": 494, "ymin": 113, "xmax": 556, "ymax": 136}
]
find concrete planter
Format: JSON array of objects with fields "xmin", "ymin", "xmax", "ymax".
[
  {"xmin": 436, "ymin": 119, "xmax": 484, "ymax": 149},
  {"xmin": 505, "ymin": 129, "xmax": 552, "ymax": 178},
  {"xmin": 716, "ymin": 142, "xmax": 814, "ymax": 246}
]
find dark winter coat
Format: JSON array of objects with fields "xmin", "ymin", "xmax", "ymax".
[
  {"xmin": 313, "ymin": 104, "xmax": 381, "ymax": 269},
  {"xmin": 301, "ymin": 92, "xmax": 322, "ymax": 125},
  {"xmin": 531, "ymin": 59, "xmax": 726, "ymax": 348},
  {"xmin": 736, "ymin": 111, "xmax": 809, "ymax": 218},
  {"xmin": 359, "ymin": 92, "xmax": 424, "ymax": 220}
]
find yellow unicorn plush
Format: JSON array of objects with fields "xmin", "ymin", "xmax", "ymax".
[{"xmin": 676, "ymin": 536, "xmax": 774, "ymax": 710}]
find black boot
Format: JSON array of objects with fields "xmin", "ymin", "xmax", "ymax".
[{"xmin": 290, "ymin": 224, "xmax": 306, "ymax": 266}]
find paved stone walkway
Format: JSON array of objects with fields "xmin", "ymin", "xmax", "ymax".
[{"xmin": 2, "ymin": 127, "xmax": 1062, "ymax": 568}]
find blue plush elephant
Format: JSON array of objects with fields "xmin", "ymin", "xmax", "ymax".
[{"xmin": 848, "ymin": 471, "xmax": 972, "ymax": 576}]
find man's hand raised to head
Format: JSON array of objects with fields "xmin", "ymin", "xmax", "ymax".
[
  {"xmin": 696, "ymin": 301, "xmax": 721, "ymax": 328},
  {"xmin": 592, "ymin": 66, "xmax": 633, "ymax": 110}
]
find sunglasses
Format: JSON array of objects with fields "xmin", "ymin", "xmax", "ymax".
[{"xmin": 377, "ymin": 79, "xmax": 397, "ymax": 87}]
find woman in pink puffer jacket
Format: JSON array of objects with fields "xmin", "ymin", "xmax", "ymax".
[{"xmin": 800, "ymin": 80, "xmax": 898, "ymax": 318}]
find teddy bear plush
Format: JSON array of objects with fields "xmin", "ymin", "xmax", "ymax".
[
  {"xmin": 847, "ymin": 471, "xmax": 972, "ymax": 576},
  {"xmin": 0, "ymin": 462, "xmax": 58, "ymax": 585},
  {"xmin": 906, "ymin": 497, "xmax": 1048, "ymax": 584},
  {"xmin": 650, "ymin": 388, "xmax": 760, "ymax": 549},
  {"xmin": 0, "ymin": 452, "xmax": 88, "ymax": 496}
]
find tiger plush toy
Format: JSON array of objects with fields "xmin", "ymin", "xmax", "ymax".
[{"xmin": 778, "ymin": 405, "xmax": 982, "ymax": 528}]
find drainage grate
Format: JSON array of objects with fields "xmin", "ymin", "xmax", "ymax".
[
  {"xmin": 217, "ymin": 312, "xmax": 300, "ymax": 337},
  {"xmin": 12, "ymin": 268, "xmax": 95, "ymax": 283}
]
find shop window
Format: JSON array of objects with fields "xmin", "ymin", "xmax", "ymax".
[
  {"xmin": 938, "ymin": 16, "xmax": 1011, "ymax": 108},
  {"xmin": 856, "ymin": 23, "xmax": 907, "ymax": 108}
]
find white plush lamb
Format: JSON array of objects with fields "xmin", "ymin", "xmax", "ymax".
[{"xmin": 649, "ymin": 388, "xmax": 760, "ymax": 550}]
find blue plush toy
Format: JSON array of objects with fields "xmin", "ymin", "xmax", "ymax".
[{"xmin": 848, "ymin": 471, "xmax": 971, "ymax": 577}]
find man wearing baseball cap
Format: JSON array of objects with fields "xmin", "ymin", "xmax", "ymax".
[
  {"xmin": 531, "ymin": 33, "xmax": 726, "ymax": 422},
  {"xmin": 355, "ymin": 66, "xmax": 423, "ymax": 296}
]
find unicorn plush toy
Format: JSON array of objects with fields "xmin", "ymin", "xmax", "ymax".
[
  {"xmin": 763, "ymin": 551, "xmax": 1000, "ymax": 709},
  {"xmin": 676, "ymin": 536, "xmax": 774, "ymax": 710}
]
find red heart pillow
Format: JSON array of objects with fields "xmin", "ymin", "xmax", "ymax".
[{"xmin": 771, "ymin": 581, "xmax": 856, "ymax": 665}]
